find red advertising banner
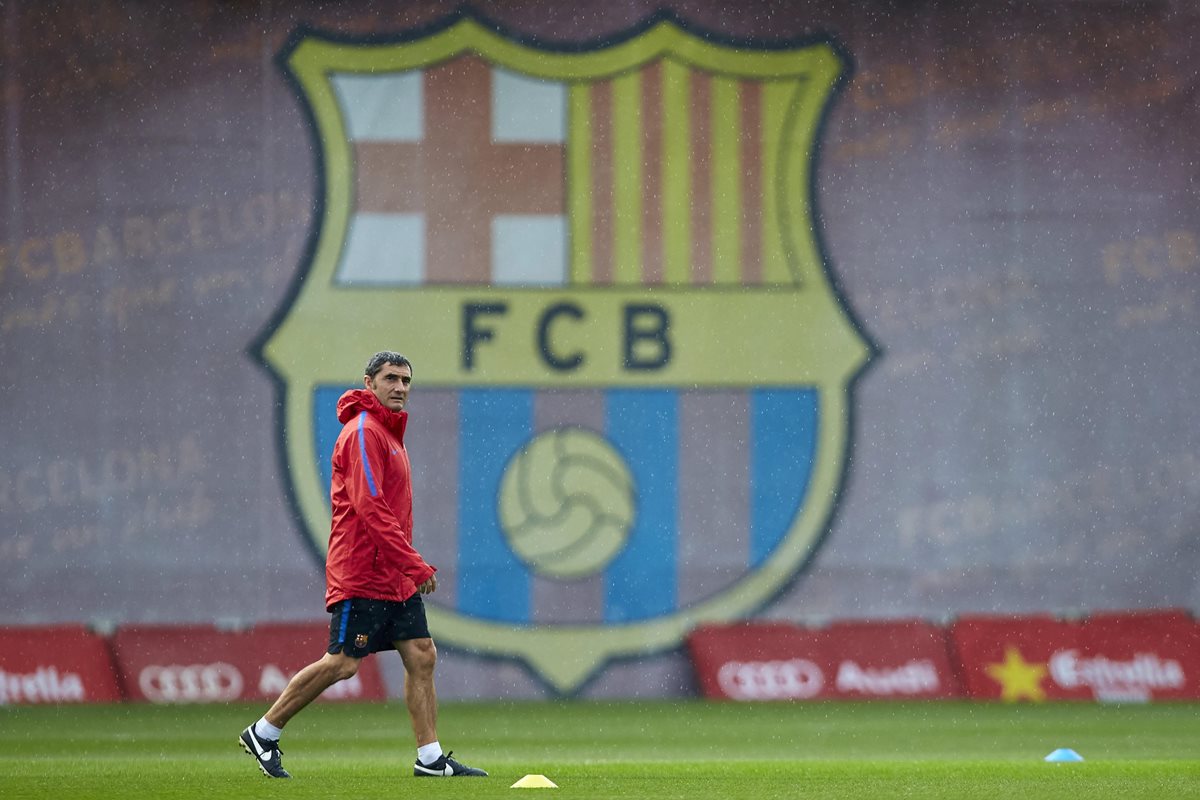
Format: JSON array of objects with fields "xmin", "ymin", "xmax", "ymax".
[
  {"xmin": 687, "ymin": 619, "xmax": 962, "ymax": 700},
  {"xmin": 950, "ymin": 610, "xmax": 1200, "ymax": 702},
  {"xmin": 111, "ymin": 623, "xmax": 387, "ymax": 703},
  {"xmin": 0, "ymin": 625, "xmax": 123, "ymax": 705}
]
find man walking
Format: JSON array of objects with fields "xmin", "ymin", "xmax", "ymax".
[{"xmin": 240, "ymin": 351, "xmax": 486, "ymax": 779}]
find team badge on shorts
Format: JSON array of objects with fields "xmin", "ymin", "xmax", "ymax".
[
  {"xmin": 355, "ymin": 634, "xmax": 369, "ymax": 649},
  {"xmin": 254, "ymin": 10, "xmax": 873, "ymax": 694}
]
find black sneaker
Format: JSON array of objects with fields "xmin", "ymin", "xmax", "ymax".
[
  {"xmin": 239, "ymin": 725, "xmax": 291, "ymax": 778},
  {"xmin": 413, "ymin": 750, "xmax": 488, "ymax": 777}
]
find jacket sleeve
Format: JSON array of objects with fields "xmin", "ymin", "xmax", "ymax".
[{"xmin": 341, "ymin": 422, "xmax": 436, "ymax": 587}]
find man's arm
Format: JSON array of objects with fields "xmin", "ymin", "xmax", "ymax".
[{"xmin": 341, "ymin": 423, "xmax": 436, "ymax": 587}]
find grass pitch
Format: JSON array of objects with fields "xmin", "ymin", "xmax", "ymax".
[{"xmin": 1, "ymin": 700, "xmax": 1196, "ymax": 799}]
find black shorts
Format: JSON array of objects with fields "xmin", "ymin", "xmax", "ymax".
[{"xmin": 327, "ymin": 595, "xmax": 431, "ymax": 658}]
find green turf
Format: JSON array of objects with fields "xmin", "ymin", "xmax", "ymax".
[{"xmin": 1, "ymin": 701, "xmax": 1197, "ymax": 799}]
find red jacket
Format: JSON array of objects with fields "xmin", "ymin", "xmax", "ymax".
[{"xmin": 325, "ymin": 389, "xmax": 436, "ymax": 609}]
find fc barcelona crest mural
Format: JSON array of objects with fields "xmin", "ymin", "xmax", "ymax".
[{"xmin": 255, "ymin": 10, "xmax": 873, "ymax": 693}]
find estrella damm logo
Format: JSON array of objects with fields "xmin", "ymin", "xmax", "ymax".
[{"xmin": 255, "ymin": 11, "xmax": 873, "ymax": 693}]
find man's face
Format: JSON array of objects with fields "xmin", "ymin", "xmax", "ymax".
[{"xmin": 365, "ymin": 363, "xmax": 412, "ymax": 412}]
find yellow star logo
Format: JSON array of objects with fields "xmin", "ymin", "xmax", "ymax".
[{"xmin": 985, "ymin": 646, "xmax": 1048, "ymax": 702}]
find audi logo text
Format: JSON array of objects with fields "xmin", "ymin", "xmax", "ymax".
[
  {"xmin": 138, "ymin": 663, "xmax": 244, "ymax": 703},
  {"xmin": 717, "ymin": 658, "xmax": 825, "ymax": 700}
]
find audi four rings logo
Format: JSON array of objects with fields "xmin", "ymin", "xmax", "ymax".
[
  {"xmin": 717, "ymin": 659, "xmax": 825, "ymax": 700},
  {"xmin": 138, "ymin": 663, "xmax": 244, "ymax": 702}
]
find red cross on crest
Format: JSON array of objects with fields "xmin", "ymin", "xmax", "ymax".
[{"xmin": 340, "ymin": 55, "xmax": 566, "ymax": 285}]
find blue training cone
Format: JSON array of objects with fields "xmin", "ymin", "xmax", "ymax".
[{"xmin": 1044, "ymin": 748, "xmax": 1085, "ymax": 763}]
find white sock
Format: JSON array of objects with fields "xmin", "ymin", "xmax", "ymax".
[
  {"xmin": 255, "ymin": 717, "xmax": 283, "ymax": 741},
  {"xmin": 417, "ymin": 741, "xmax": 443, "ymax": 764}
]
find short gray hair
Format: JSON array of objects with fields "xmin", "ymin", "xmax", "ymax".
[{"xmin": 364, "ymin": 351, "xmax": 412, "ymax": 378}]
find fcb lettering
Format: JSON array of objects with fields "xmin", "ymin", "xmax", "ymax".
[{"xmin": 461, "ymin": 300, "xmax": 671, "ymax": 372}]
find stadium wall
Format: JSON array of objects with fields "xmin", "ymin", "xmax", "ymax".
[
  {"xmin": 1, "ymin": 0, "xmax": 1198, "ymax": 699},
  {"xmin": 3, "ymin": 610, "xmax": 1199, "ymax": 705}
]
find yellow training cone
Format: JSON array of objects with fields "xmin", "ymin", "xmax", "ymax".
[{"xmin": 511, "ymin": 774, "xmax": 558, "ymax": 788}]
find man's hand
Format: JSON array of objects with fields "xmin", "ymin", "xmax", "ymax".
[{"xmin": 418, "ymin": 574, "xmax": 437, "ymax": 595}]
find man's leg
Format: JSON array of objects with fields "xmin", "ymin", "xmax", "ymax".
[
  {"xmin": 395, "ymin": 637, "xmax": 438, "ymax": 746},
  {"xmin": 264, "ymin": 651, "xmax": 361, "ymax": 727},
  {"xmin": 240, "ymin": 651, "xmax": 360, "ymax": 778},
  {"xmin": 398, "ymin": 637, "xmax": 487, "ymax": 777}
]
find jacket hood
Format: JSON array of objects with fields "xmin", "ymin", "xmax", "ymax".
[{"xmin": 336, "ymin": 389, "xmax": 408, "ymax": 441}]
